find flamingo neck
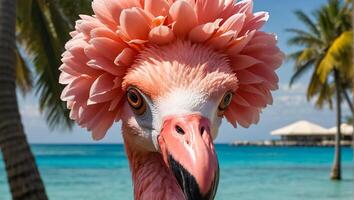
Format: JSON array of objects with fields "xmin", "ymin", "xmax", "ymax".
[{"xmin": 123, "ymin": 127, "xmax": 185, "ymax": 200}]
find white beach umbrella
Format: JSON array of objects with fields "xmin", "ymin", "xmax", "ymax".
[
  {"xmin": 327, "ymin": 124, "xmax": 353, "ymax": 136},
  {"xmin": 271, "ymin": 120, "xmax": 328, "ymax": 136}
]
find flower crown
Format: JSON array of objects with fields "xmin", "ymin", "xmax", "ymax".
[{"xmin": 60, "ymin": 0, "xmax": 284, "ymax": 140}]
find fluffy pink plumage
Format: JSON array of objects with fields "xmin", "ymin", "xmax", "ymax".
[{"xmin": 59, "ymin": 0, "xmax": 284, "ymax": 140}]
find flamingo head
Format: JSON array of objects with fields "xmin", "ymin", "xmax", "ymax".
[
  {"xmin": 59, "ymin": 0, "xmax": 283, "ymax": 199},
  {"xmin": 121, "ymin": 41, "xmax": 236, "ymax": 199}
]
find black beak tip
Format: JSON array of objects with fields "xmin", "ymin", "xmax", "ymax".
[{"xmin": 168, "ymin": 155, "xmax": 219, "ymax": 200}]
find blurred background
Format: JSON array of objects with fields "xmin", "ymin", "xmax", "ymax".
[{"xmin": 0, "ymin": 0, "xmax": 353, "ymax": 199}]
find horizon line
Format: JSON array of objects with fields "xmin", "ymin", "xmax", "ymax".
[{"xmin": 29, "ymin": 142, "xmax": 233, "ymax": 145}]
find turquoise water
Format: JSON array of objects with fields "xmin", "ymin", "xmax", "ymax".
[{"xmin": 0, "ymin": 145, "xmax": 353, "ymax": 199}]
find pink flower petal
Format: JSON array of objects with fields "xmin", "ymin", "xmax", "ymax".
[
  {"xmin": 61, "ymin": 56, "xmax": 99, "ymax": 76},
  {"xmin": 208, "ymin": 31, "xmax": 235, "ymax": 49},
  {"xmin": 242, "ymin": 43, "xmax": 279, "ymax": 55},
  {"xmin": 92, "ymin": 0, "xmax": 116, "ymax": 29},
  {"xmin": 241, "ymin": 12, "xmax": 269, "ymax": 34},
  {"xmin": 237, "ymin": 90, "xmax": 267, "ymax": 107},
  {"xmin": 91, "ymin": 110, "xmax": 115, "ymax": 140},
  {"xmin": 220, "ymin": 0, "xmax": 238, "ymax": 20},
  {"xmin": 238, "ymin": 84, "xmax": 266, "ymax": 97},
  {"xmin": 81, "ymin": 103, "xmax": 115, "ymax": 140},
  {"xmin": 228, "ymin": 104, "xmax": 258, "ymax": 128},
  {"xmin": 59, "ymin": 64, "xmax": 80, "ymax": 76},
  {"xmin": 85, "ymin": 46, "xmax": 125, "ymax": 76},
  {"xmin": 69, "ymin": 102, "xmax": 80, "ymax": 120},
  {"xmin": 61, "ymin": 75, "xmax": 93, "ymax": 101},
  {"xmin": 103, "ymin": 0, "xmax": 142, "ymax": 25},
  {"xmin": 189, "ymin": 19, "xmax": 222, "ymax": 43},
  {"xmin": 120, "ymin": 8, "xmax": 151, "ymax": 40},
  {"xmin": 114, "ymin": 48, "xmax": 136, "ymax": 66},
  {"xmin": 234, "ymin": 0, "xmax": 253, "ymax": 15},
  {"xmin": 75, "ymin": 16, "xmax": 102, "ymax": 36},
  {"xmin": 236, "ymin": 69, "xmax": 264, "ymax": 85},
  {"xmin": 218, "ymin": 13, "xmax": 245, "ymax": 36},
  {"xmin": 66, "ymin": 46, "xmax": 89, "ymax": 65},
  {"xmin": 148, "ymin": 26, "xmax": 175, "ymax": 45},
  {"xmin": 78, "ymin": 104, "xmax": 101, "ymax": 125},
  {"xmin": 64, "ymin": 37, "xmax": 88, "ymax": 50},
  {"xmin": 90, "ymin": 27, "xmax": 120, "ymax": 41},
  {"xmin": 59, "ymin": 72, "xmax": 76, "ymax": 85},
  {"xmin": 256, "ymin": 85, "xmax": 273, "ymax": 105},
  {"xmin": 232, "ymin": 93, "xmax": 251, "ymax": 107},
  {"xmin": 227, "ymin": 30, "xmax": 255, "ymax": 55},
  {"xmin": 251, "ymin": 51, "xmax": 285, "ymax": 70},
  {"xmin": 88, "ymin": 73, "xmax": 117, "ymax": 105},
  {"xmin": 230, "ymin": 54, "xmax": 263, "ymax": 71},
  {"xmin": 248, "ymin": 65, "xmax": 279, "ymax": 89},
  {"xmin": 69, "ymin": 31, "xmax": 78, "ymax": 37},
  {"xmin": 90, "ymin": 37, "xmax": 126, "ymax": 61},
  {"xmin": 67, "ymin": 100, "xmax": 75, "ymax": 110},
  {"xmin": 109, "ymin": 91, "xmax": 124, "ymax": 111},
  {"xmin": 195, "ymin": 0, "xmax": 223, "ymax": 24},
  {"xmin": 144, "ymin": 0, "xmax": 170, "ymax": 16},
  {"xmin": 113, "ymin": 77, "xmax": 122, "ymax": 89},
  {"xmin": 224, "ymin": 108, "xmax": 238, "ymax": 127},
  {"xmin": 169, "ymin": 0, "xmax": 198, "ymax": 38},
  {"xmin": 249, "ymin": 31, "xmax": 277, "ymax": 46}
]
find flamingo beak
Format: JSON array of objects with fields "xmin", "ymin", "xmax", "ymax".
[{"xmin": 158, "ymin": 113, "xmax": 219, "ymax": 200}]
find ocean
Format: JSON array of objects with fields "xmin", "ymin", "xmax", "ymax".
[{"xmin": 0, "ymin": 145, "xmax": 353, "ymax": 200}]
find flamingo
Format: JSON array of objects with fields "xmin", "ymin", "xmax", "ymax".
[{"xmin": 59, "ymin": 0, "xmax": 283, "ymax": 199}]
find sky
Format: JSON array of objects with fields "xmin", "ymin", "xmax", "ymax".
[{"xmin": 18, "ymin": 0, "xmax": 351, "ymax": 144}]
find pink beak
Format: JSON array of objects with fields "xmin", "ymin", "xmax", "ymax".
[{"xmin": 158, "ymin": 114, "xmax": 219, "ymax": 200}]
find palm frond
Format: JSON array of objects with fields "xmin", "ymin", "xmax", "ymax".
[
  {"xmin": 307, "ymin": 71, "xmax": 334, "ymax": 109},
  {"xmin": 317, "ymin": 31, "xmax": 353, "ymax": 83},
  {"xmin": 317, "ymin": 5, "xmax": 336, "ymax": 44},
  {"xmin": 54, "ymin": 0, "xmax": 93, "ymax": 26},
  {"xmin": 286, "ymin": 29, "xmax": 323, "ymax": 46},
  {"xmin": 16, "ymin": 0, "xmax": 91, "ymax": 130},
  {"xmin": 287, "ymin": 36, "xmax": 323, "ymax": 47},
  {"xmin": 314, "ymin": 80, "xmax": 335, "ymax": 109},
  {"xmin": 287, "ymin": 47, "xmax": 318, "ymax": 87},
  {"xmin": 15, "ymin": 46, "xmax": 32, "ymax": 95},
  {"xmin": 294, "ymin": 10, "xmax": 320, "ymax": 36},
  {"xmin": 17, "ymin": 0, "xmax": 72, "ymax": 129},
  {"xmin": 289, "ymin": 59, "xmax": 316, "ymax": 86},
  {"xmin": 296, "ymin": 48, "xmax": 318, "ymax": 65},
  {"xmin": 286, "ymin": 50, "xmax": 303, "ymax": 62}
]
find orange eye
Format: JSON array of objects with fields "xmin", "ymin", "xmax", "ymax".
[
  {"xmin": 217, "ymin": 91, "xmax": 233, "ymax": 117},
  {"xmin": 126, "ymin": 88, "xmax": 146, "ymax": 115}
]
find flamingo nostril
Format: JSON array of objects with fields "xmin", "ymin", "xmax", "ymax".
[
  {"xmin": 175, "ymin": 125, "xmax": 185, "ymax": 135},
  {"xmin": 200, "ymin": 126, "xmax": 205, "ymax": 136}
]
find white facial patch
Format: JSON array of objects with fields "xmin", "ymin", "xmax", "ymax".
[
  {"xmin": 154, "ymin": 88, "xmax": 222, "ymax": 139},
  {"xmin": 157, "ymin": 88, "xmax": 212, "ymax": 118}
]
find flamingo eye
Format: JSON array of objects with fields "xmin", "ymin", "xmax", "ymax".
[
  {"xmin": 217, "ymin": 91, "xmax": 233, "ymax": 117},
  {"xmin": 127, "ymin": 88, "xmax": 146, "ymax": 115}
]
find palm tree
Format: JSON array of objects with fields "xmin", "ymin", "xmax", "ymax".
[
  {"xmin": 287, "ymin": 0, "xmax": 352, "ymax": 180},
  {"xmin": 0, "ymin": 0, "xmax": 48, "ymax": 199},
  {"xmin": 1, "ymin": 0, "xmax": 91, "ymax": 198}
]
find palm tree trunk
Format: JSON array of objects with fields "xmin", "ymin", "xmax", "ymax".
[
  {"xmin": 330, "ymin": 69, "xmax": 342, "ymax": 180},
  {"xmin": 0, "ymin": 0, "xmax": 48, "ymax": 199}
]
